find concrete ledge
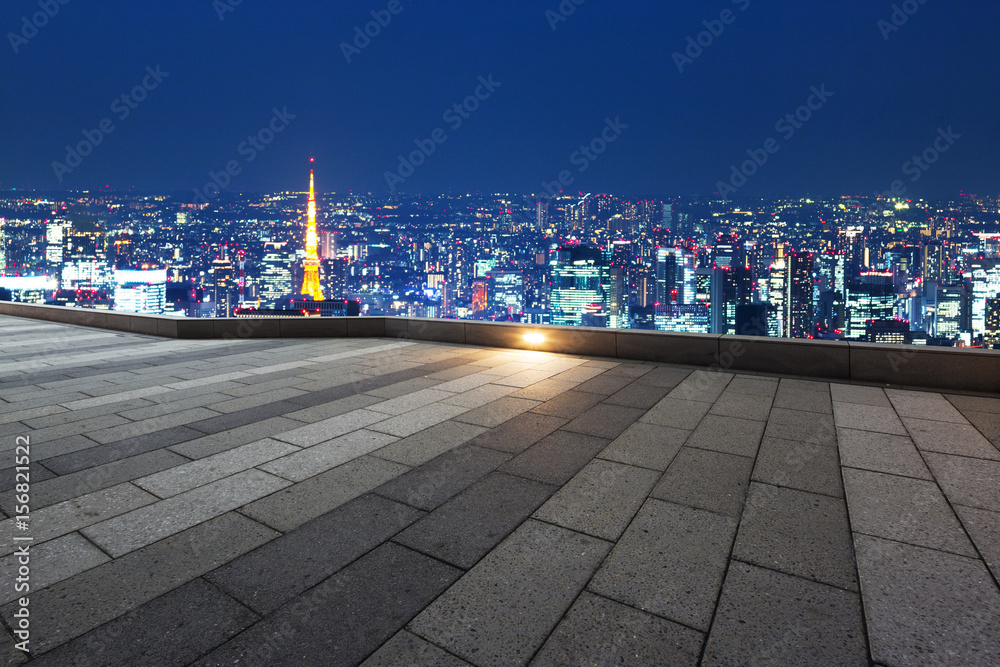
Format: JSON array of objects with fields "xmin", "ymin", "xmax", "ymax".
[
  {"xmin": 2, "ymin": 302, "xmax": 998, "ymax": 394},
  {"xmin": 725, "ymin": 336, "xmax": 851, "ymax": 380}
]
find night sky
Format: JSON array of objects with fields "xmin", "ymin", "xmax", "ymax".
[{"xmin": 2, "ymin": 0, "xmax": 997, "ymax": 199}]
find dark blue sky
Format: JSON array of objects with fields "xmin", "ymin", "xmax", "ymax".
[{"xmin": 2, "ymin": 0, "xmax": 997, "ymax": 199}]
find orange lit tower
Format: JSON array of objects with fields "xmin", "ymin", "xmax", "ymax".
[{"xmin": 301, "ymin": 162, "xmax": 324, "ymax": 300}]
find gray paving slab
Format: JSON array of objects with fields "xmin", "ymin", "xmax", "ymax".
[
  {"xmin": 560, "ymin": 403, "xmax": 645, "ymax": 440},
  {"xmin": 753, "ymin": 436, "xmax": 844, "ymax": 497},
  {"xmin": 765, "ymin": 407, "xmax": 837, "ymax": 445},
  {"xmin": 0, "ymin": 460, "xmax": 55, "ymax": 493},
  {"xmin": 529, "ymin": 390, "xmax": 605, "ymax": 420},
  {"xmin": 29, "ymin": 578, "xmax": 259, "ymax": 667},
  {"xmin": 395, "ymin": 472, "xmax": 556, "ymax": 569},
  {"xmin": 855, "ymin": 534, "xmax": 1000, "ymax": 667},
  {"xmin": 42, "ymin": 426, "xmax": 204, "ymax": 475},
  {"xmin": 86, "ymin": 408, "xmax": 220, "ymax": 444},
  {"xmin": 0, "ymin": 512, "xmax": 277, "ymax": 656},
  {"xmin": 466, "ymin": 412, "xmax": 568, "ymax": 455},
  {"xmin": 0, "ymin": 482, "xmax": 157, "ymax": 557},
  {"xmin": 376, "ymin": 445, "xmax": 512, "ymax": 511},
  {"xmin": 923, "ymin": 452, "xmax": 1000, "ymax": 513},
  {"xmin": 240, "ymin": 455, "xmax": 410, "ymax": 532},
  {"xmin": 499, "ymin": 430, "xmax": 610, "ymax": 486},
  {"xmin": 963, "ymin": 409, "xmax": 1000, "ymax": 448},
  {"xmin": 837, "ymin": 428, "xmax": 933, "ymax": 480},
  {"xmin": 82, "ymin": 468, "xmax": 291, "ymax": 557},
  {"xmin": 589, "ymin": 499, "xmax": 738, "ymax": 632},
  {"xmin": 409, "ymin": 519, "xmax": 611, "ymax": 667},
  {"xmin": 0, "ymin": 532, "xmax": 110, "ymax": 605},
  {"xmin": 23, "ymin": 414, "xmax": 133, "ymax": 445},
  {"xmin": 734, "ymin": 483, "xmax": 858, "ymax": 590},
  {"xmin": 281, "ymin": 393, "xmax": 384, "ymax": 424},
  {"xmin": 652, "ymin": 447, "xmax": 754, "ymax": 516},
  {"xmin": 598, "ymin": 422, "xmax": 689, "ymax": 471},
  {"xmin": 440, "ymin": 382, "xmax": 520, "ymax": 408},
  {"xmin": 533, "ymin": 459, "xmax": 660, "ymax": 541},
  {"xmin": 21, "ymin": 398, "xmax": 153, "ymax": 428},
  {"xmin": 0, "ymin": 626, "xmax": 26, "ymax": 666},
  {"xmin": 531, "ymin": 591, "xmax": 703, "ymax": 667},
  {"xmin": 184, "ymin": 400, "xmax": 303, "ymax": 435},
  {"xmin": 200, "ymin": 543, "xmax": 462, "ymax": 667},
  {"xmin": 632, "ymin": 366, "xmax": 692, "ymax": 388},
  {"xmin": 372, "ymin": 420, "xmax": 487, "ymax": 467},
  {"xmin": 726, "ymin": 375, "xmax": 779, "ymax": 397},
  {"xmin": 509, "ymin": 378, "xmax": 578, "ymax": 402},
  {"xmin": 370, "ymin": 402, "xmax": 472, "ymax": 437},
  {"xmin": 362, "ymin": 630, "xmax": 472, "ymax": 667},
  {"xmin": 686, "ymin": 414, "xmax": 765, "ymax": 458},
  {"xmin": 709, "ymin": 391, "xmax": 774, "ymax": 422},
  {"xmin": 773, "ymin": 381, "xmax": 833, "ymax": 413},
  {"xmin": 167, "ymin": 416, "xmax": 304, "ymax": 459},
  {"xmin": 886, "ymin": 389, "xmax": 967, "ymax": 423},
  {"xmin": 702, "ymin": 561, "xmax": 867, "ymax": 667},
  {"xmin": 843, "ymin": 468, "xmax": 976, "ymax": 557},
  {"xmin": 208, "ymin": 494, "xmax": 423, "ymax": 614},
  {"xmin": 945, "ymin": 393, "xmax": 1000, "ymax": 414},
  {"xmin": 640, "ymin": 396, "xmax": 712, "ymax": 430},
  {"xmin": 954, "ymin": 504, "xmax": 1000, "ymax": 582},
  {"xmin": 903, "ymin": 416, "xmax": 1000, "ymax": 460},
  {"xmin": 571, "ymin": 373, "xmax": 635, "ymax": 396},
  {"xmin": 834, "ymin": 402, "xmax": 908, "ymax": 435},
  {"xmin": 667, "ymin": 370, "xmax": 733, "ymax": 403},
  {"xmin": 273, "ymin": 408, "xmax": 390, "ymax": 446},
  {"xmin": 260, "ymin": 430, "xmax": 398, "ymax": 482},
  {"xmin": 451, "ymin": 396, "xmax": 540, "ymax": 428},
  {"xmin": 603, "ymin": 380, "xmax": 673, "ymax": 410},
  {"xmin": 831, "ymin": 383, "xmax": 891, "ymax": 406}
]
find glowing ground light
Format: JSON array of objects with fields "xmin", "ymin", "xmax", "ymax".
[{"xmin": 524, "ymin": 333, "xmax": 546, "ymax": 345}]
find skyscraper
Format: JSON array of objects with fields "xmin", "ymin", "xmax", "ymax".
[
  {"xmin": 549, "ymin": 245, "xmax": 609, "ymax": 327},
  {"xmin": 211, "ymin": 257, "xmax": 234, "ymax": 317},
  {"xmin": 114, "ymin": 269, "xmax": 167, "ymax": 315},
  {"xmin": 301, "ymin": 165, "xmax": 324, "ymax": 301},
  {"xmin": 846, "ymin": 273, "xmax": 895, "ymax": 340},
  {"xmin": 786, "ymin": 252, "xmax": 815, "ymax": 339}
]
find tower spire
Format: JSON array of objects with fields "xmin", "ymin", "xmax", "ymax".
[{"xmin": 301, "ymin": 161, "xmax": 324, "ymax": 300}]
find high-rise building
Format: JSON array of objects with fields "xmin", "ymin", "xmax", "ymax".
[
  {"xmin": 61, "ymin": 223, "xmax": 109, "ymax": 291},
  {"xmin": 549, "ymin": 245, "xmax": 609, "ymax": 327},
  {"xmin": 301, "ymin": 166, "xmax": 324, "ymax": 301},
  {"xmin": 0, "ymin": 218, "xmax": 5, "ymax": 273},
  {"xmin": 786, "ymin": 252, "xmax": 815, "ymax": 339},
  {"xmin": 846, "ymin": 273, "xmax": 895, "ymax": 340},
  {"xmin": 969, "ymin": 259, "xmax": 1000, "ymax": 335},
  {"xmin": 933, "ymin": 283, "xmax": 970, "ymax": 340},
  {"xmin": 46, "ymin": 220, "xmax": 66, "ymax": 271},
  {"xmin": 260, "ymin": 242, "xmax": 292, "ymax": 308},
  {"xmin": 491, "ymin": 271, "xmax": 525, "ymax": 315},
  {"xmin": 113, "ymin": 269, "xmax": 166, "ymax": 315},
  {"xmin": 211, "ymin": 257, "xmax": 235, "ymax": 317},
  {"xmin": 985, "ymin": 297, "xmax": 1000, "ymax": 349}
]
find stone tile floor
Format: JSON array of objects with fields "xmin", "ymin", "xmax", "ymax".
[{"xmin": 1, "ymin": 315, "xmax": 999, "ymax": 665}]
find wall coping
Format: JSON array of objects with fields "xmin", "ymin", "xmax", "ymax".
[{"xmin": 2, "ymin": 302, "xmax": 997, "ymax": 394}]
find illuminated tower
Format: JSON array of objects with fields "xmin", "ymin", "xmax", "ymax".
[{"xmin": 301, "ymin": 164, "xmax": 324, "ymax": 300}]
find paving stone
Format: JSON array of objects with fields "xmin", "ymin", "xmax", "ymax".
[
  {"xmin": 640, "ymin": 397, "xmax": 712, "ymax": 430},
  {"xmin": 451, "ymin": 396, "xmax": 540, "ymax": 428},
  {"xmin": 0, "ymin": 512, "xmax": 277, "ymax": 655},
  {"xmin": 372, "ymin": 420, "xmax": 487, "ymax": 467},
  {"xmin": 260, "ymin": 430, "xmax": 398, "ymax": 482},
  {"xmin": 29, "ymin": 578, "xmax": 259, "ymax": 667},
  {"xmin": 395, "ymin": 472, "xmax": 555, "ymax": 569},
  {"xmin": 26, "ymin": 434, "xmax": 99, "ymax": 462},
  {"xmin": 726, "ymin": 375, "xmax": 779, "ymax": 397},
  {"xmin": 550, "ymin": 365, "xmax": 607, "ymax": 383},
  {"xmin": 42, "ymin": 426, "xmax": 204, "ymax": 475},
  {"xmin": 529, "ymin": 390, "xmax": 605, "ymax": 420},
  {"xmin": 954, "ymin": 504, "xmax": 1000, "ymax": 582},
  {"xmin": 440, "ymin": 382, "xmax": 520, "ymax": 408},
  {"xmin": 830, "ymin": 384, "xmax": 891, "ymax": 406},
  {"xmin": 362, "ymin": 630, "xmax": 472, "ymax": 667},
  {"xmin": 0, "ymin": 482, "xmax": 157, "ymax": 557},
  {"xmin": 903, "ymin": 417, "xmax": 1000, "ymax": 460},
  {"xmin": 886, "ymin": 389, "xmax": 967, "ymax": 423},
  {"xmin": 280, "ymin": 393, "xmax": 384, "ymax": 424},
  {"xmin": 923, "ymin": 452, "xmax": 1000, "ymax": 513},
  {"xmin": 962, "ymin": 409, "xmax": 1000, "ymax": 449},
  {"xmin": 376, "ymin": 445, "xmax": 511, "ymax": 511},
  {"xmin": 843, "ymin": 468, "xmax": 976, "ymax": 557},
  {"xmin": 598, "ymin": 422, "xmax": 689, "ymax": 471},
  {"xmin": 241, "ymin": 455, "xmax": 410, "ymax": 532},
  {"xmin": 833, "ymin": 402, "xmax": 907, "ymax": 435},
  {"xmin": 702, "ymin": 562, "xmax": 867, "ymax": 667},
  {"xmin": 209, "ymin": 494, "xmax": 422, "ymax": 614},
  {"xmin": 772, "ymin": 381, "xmax": 833, "ymax": 413},
  {"xmin": 766, "ymin": 407, "xmax": 837, "ymax": 445},
  {"xmin": 632, "ymin": 366, "xmax": 691, "ymax": 388},
  {"xmin": 274, "ymin": 408, "xmax": 390, "ymax": 446},
  {"xmin": 0, "ymin": 627, "xmax": 26, "ymax": 666},
  {"xmin": 533, "ymin": 459, "xmax": 660, "ymax": 541},
  {"xmin": 83, "ymin": 469, "xmax": 291, "ymax": 557},
  {"xmin": 135, "ymin": 438, "xmax": 300, "ymax": 497},
  {"xmin": 532, "ymin": 591, "xmax": 703, "ymax": 667},
  {"xmin": 837, "ymin": 428, "xmax": 932, "ymax": 480},
  {"xmin": 854, "ymin": 534, "xmax": 1000, "ymax": 667},
  {"xmin": 25, "ymin": 414, "xmax": 133, "ymax": 445},
  {"xmin": 686, "ymin": 415, "xmax": 765, "ymax": 458},
  {"xmin": 370, "ymin": 403, "xmax": 472, "ymax": 437},
  {"xmin": 201, "ymin": 543, "xmax": 461, "ymax": 667},
  {"xmin": 0, "ymin": 459, "xmax": 55, "ymax": 493},
  {"xmin": 492, "ymin": 369, "xmax": 562, "ymax": 389},
  {"xmin": 651, "ymin": 448, "xmax": 753, "ymax": 516},
  {"xmin": 708, "ymin": 391, "xmax": 774, "ymax": 421},
  {"xmin": 466, "ymin": 413, "xmax": 568, "ymax": 455},
  {"xmin": 602, "ymin": 381, "xmax": 672, "ymax": 411},
  {"xmin": 500, "ymin": 431, "xmax": 609, "ymax": 486},
  {"xmin": 945, "ymin": 393, "xmax": 1000, "ymax": 414},
  {"xmin": 409, "ymin": 520, "xmax": 611, "ymax": 667},
  {"xmin": 560, "ymin": 403, "xmax": 645, "ymax": 440},
  {"xmin": 509, "ymin": 378, "xmax": 578, "ymax": 402},
  {"xmin": 167, "ymin": 416, "xmax": 304, "ymax": 460},
  {"xmin": 753, "ymin": 437, "xmax": 844, "ymax": 497},
  {"xmin": 184, "ymin": 400, "xmax": 302, "ymax": 435},
  {"xmin": 23, "ymin": 398, "xmax": 154, "ymax": 427},
  {"xmin": 667, "ymin": 370, "xmax": 733, "ymax": 403},
  {"xmin": 0, "ymin": 533, "xmax": 110, "ymax": 605},
  {"xmin": 366, "ymin": 388, "xmax": 456, "ymax": 416},
  {"xmin": 734, "ymin": 483, "xmax": 858, "ymax": 590},
  {"xmin": 86, "ymin": 408, "xmax": 220, "ymax": 445},
  {"xmin": 571, "ymin": 373, "xmax": 635, "ymax": 396},
  {"xmin": 116, "ymin": 393, "xmax": 230, "ymax": 421},
  {"xmin": 589, "ymin": 499, "xmax": 737, "ymax": 632}
]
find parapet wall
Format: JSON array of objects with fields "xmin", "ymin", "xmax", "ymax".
[{"xmin": 3, "ymin": 301, "xmax": 998, "ymax": 394}]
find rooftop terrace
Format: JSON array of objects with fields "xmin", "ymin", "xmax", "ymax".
[{"xmin": 1, "ymin": 313, "xmax": 999, "ymax": 665}]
